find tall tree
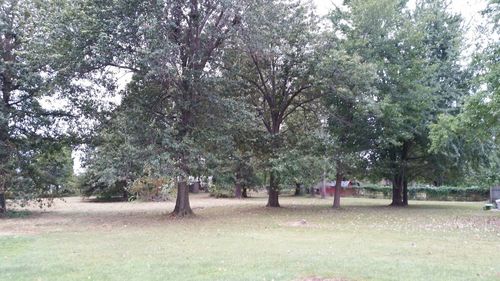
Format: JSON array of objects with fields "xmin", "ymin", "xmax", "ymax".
[
  {"xmin": 0, "ymin": 0, "xmax": 76, "ymax": 213},
  {"xmin": 337, "ymin": 0, "xmax": 468, "ymax": 206},
  {"xmin": 320, "ymin": 49, "xmax": 377, "ymax": 208},
  {"xmin": 60, "ymin": 0, "xmax": 242, "ymax": 216},
  {"xmin": 429, "ymin": 0, "xmax": 499, "ymax": 187},
  {"xmin": 224, "ymin": 0, "xmax": 320, "ymax": 207}
]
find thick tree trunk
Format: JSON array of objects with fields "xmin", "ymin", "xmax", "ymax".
[
  {"xmin": 390, "ymin": 174, "xmax": 404, "ymax": 206},
  {"xmin": 333, "ymin": 173, "xmax": 342, "ymax": 209},
  {"xmin": 171, "ymin": 181, "xmax": 193, "ymax": 217},
  {"xmin": 192, "ymin": 181, "xmax": 200, "ymax": 193},
  {"xmin": 0, "ymin": 193, "xmax": 6, "ymax": 214},
  {"xmin": 234, "ymin": 183, "xmax": 242, "ymax": 199},
  {"xmin": 267, "ymin": 172, "xmax": 280, "ymax": 207},
  {"xmin": 294, "ymin": 183, "xmax": 302, "ymax": 196},
  {"xmin": 242, "ymin": 187, "xmax": 248, "ymax": 198}
]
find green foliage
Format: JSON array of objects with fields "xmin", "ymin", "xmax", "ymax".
[
  {"xmin": 129, "ymin": 176, "xmax": 173, "ymax": 201},
  {"xmin": 429, "ymin": 0, "xmax": 499, "ymax": 187}
]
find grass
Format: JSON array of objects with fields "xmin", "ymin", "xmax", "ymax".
[{"xmin": 0, "ymin": 194, "xmax": 499, "ymax": 281}]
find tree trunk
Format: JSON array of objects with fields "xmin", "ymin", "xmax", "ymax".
[
  {"xmin": 242, "ymin": 187, "xmax": 248, "ymax": 198},
  {"xmin": 234, "ymin": 183, "xmax": 242, "ymax": 199},
  {"xmin": 171, "ymin": 181, "xmax": 193, "ymax": 217},
  {"xmin": 0, "ymin": 192, "xmax": 6, "ymax": 214},
  {"xmin": 390, "ymin": 174, "xmax": 404, "ymax": 206},
  {"xmin": 333, "ymin": 172, "xmax": 342, "ymax": 209},
  {"xmin": 294, "ymin": 183, "xmax": 302, "ymax": 196},
  {"xmin": 192, "ymin": 181, "xmax": 200, "ymax": 193},
  {"xmin": 402, "ymin": 179, "xmax": 408, "ymax": 206},
  {"xmin": 320, "ymin": 173, "xmax": 326, "ymax": 199},
  {"xmin": 267, "ymin": 172, "xmax": 280, "ymax": 207}
]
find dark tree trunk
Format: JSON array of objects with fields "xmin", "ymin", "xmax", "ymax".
[
  {"xmin": 171, "ymin": 181, "xmax": 193, "ymax": 217},
  {"xmin": 390, "ymin": 174, "xmax": 404, "ymax": 206},
  {"xmin": 267, "ymin": 172, "xmax": 280, "ymax": 207},
  {"xmin": 333, "ymin": 172, "xmax": 342, "ymax": 209},
  {"xmin": 122, "ymin": 190, "xmax": 129, "ymax": 200},
  {"xmin": 234, "ymin": 183, "xmax": 242, "ymax": 199},
  {"xmin": 402, "ymin": 179, "xmax": 408, "ymax": 206},
  {"xmin": 0, "ymin": 193, "xmax": 6, "ymax": 214},
  {"xmin": 192, "ymin": 181, "xmax": 200, "ymax": 193},
  {"xmin": 242, "ymin": 187, "xmax": 248, "ymax": 198},
  {"xmin": 294, "ymin": 183, "xmax": 302, "ymax": 196}
]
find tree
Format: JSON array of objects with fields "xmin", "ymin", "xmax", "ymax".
[
  {"xmin": 0, "ymin": 0, "xmax": 77, "ymax": 213},
  {"xmin": 224, "ymin": 0, "xmax": 320, "ymax": 207},
  {"xmin": 337, "ymin": 0, "xmax": 468, "ymax": 206},
  {"xmin": 429, "ymin": 0, "xmax": 499, "ymax": 187},
  {"xmin": 320, "ymin": 49, "xmax": 377, "ymax": 208},
  {"xmin": 60, "ymin": 0, "xmax": 243, "ymax": 216}
]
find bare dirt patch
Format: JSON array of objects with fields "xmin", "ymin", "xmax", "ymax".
[
  {"xmin": 0, "ymin": 194, "xmax": 259, "ymax": 235},
  {"xmin": 298, "ymin": 277, "xmax": 352, "ymax": 281}
]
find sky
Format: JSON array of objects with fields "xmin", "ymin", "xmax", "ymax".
[
  {"xmin": 313, "ymin": 0, "xmax": 488, "ymax": 17},
  {"xmin": 313, "ymin": 0, "xmax": 489, "ymax": 39}
]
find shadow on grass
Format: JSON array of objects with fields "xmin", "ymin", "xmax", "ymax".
[{"xmin": 0, "ymin": 210, "xmax": 32, "ymax": 219}]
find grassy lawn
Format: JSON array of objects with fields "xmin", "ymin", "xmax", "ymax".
[{"xmin": 1, "ymin": 194, "xmax": 499, "ymax": 281}]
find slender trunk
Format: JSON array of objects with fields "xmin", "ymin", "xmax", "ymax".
[
  {"xmin": 234, "ymin": 183, "xmax": 242, "ymax": 199},
  {"xmin": 333, "ymin": 172, "xmax": 342, "ymax": 209},
  {"xmin": 192, "ymin": 181, "xmax": 200, "ymax": 193},
  {"xmin": 321, "ymin": 171, "xmax": 326, "ymax": 199},
  {"xmin": 242, "ymin": 187, "xmax": 248, "ymax": 198},
  {"xmin": 122, "ymin": 189, "xmax": 128, "ymax": 200},
  {"xmin": 0, "ymin": 193, "xmax": 6, "ymax": 214},
  {"xmin": 294, "ymin": 183, "xmax": 302, "ymax": 196},
  {"xmin": 171, "ymin": 181, "xmax": 193, "ymax": 217},
  {"xmin": 310, "ymin": 186, "xmax": 315, "ymax": 197},
  {"xmin": 402, "ymin": 179, "xmax": 408, "ymax": 206},
  {"xmin": 267, "ymin": 171, "xmax": 280, "ymax": 207}
]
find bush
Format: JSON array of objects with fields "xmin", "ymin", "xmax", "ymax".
[{"xmin": 129, "ymin": 177, "xmax": 173, "ymax": 201}]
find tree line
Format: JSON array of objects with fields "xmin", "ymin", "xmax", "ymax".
[{"xmin": 1, "ymin": 0, "xmax": 498, "ymax": 215}]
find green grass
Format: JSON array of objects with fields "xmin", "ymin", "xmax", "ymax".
[{"xmin": 1, "ymin": 195, "xmax": 499, "ymax": 281}]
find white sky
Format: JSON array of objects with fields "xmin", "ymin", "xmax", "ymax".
[{"xmin": 313, "ymin": 0, "xmax": 489, "ymax": 37}]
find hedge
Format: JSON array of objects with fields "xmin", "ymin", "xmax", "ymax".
[{"xmin": 355, "ymin": 185, "xmax": 489, "ymax": 201}]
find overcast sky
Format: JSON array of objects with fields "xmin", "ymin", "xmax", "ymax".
[{"xmin": 313, "ymin": 0, "xmax": 488, "ymax": 18}]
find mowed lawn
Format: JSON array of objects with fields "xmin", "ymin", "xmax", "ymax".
[{"xmin": 1, "ymin": 194, "xmax": 499, "ymax": 281}]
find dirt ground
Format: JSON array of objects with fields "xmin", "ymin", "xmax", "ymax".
[{"xmin": 0, "ymin": 194, "xmax": 257, "ymax": 236}]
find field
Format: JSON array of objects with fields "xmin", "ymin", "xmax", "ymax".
[{"xmin": 1, "ymin": 194, "xmax": 499, "ymax": 281}]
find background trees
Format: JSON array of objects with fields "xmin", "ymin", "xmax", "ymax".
[
  {"xmin": 332, "ymin": 0, "xmax": 469, "ymax": 206},
  {"xmin": 0, "ymin": 0, "xmax": 77, "ymax": 212},
  {"xmin": 224, "ymin": 0, "xmax": 321, "ymax": 207},
  {"xmin": 1, "ymin": 0, "xmax": 496, "ymax": 213}
]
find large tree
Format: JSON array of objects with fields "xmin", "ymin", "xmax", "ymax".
[
  {"xmin": 337, "ymin": 0, "xmax": 468, "ymax": 206},
  {"xmin": 429, "ymin": 0, "xmax": 499, "ymax": 187},
  {"xmin": 60, "ymin": 0, "xmax": 242, "ymax": 216},
  {"xmin": 0, "ymin": 0, "xmax": 77, "ymax": 213},
  {"xmin": 224, "ymin": 0, "xmax": 320, "ymax": 207}
]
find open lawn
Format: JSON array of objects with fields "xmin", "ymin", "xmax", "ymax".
[{"xmin": 1, "ymin": 194, "xmax": 499, "ymax": 281}]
